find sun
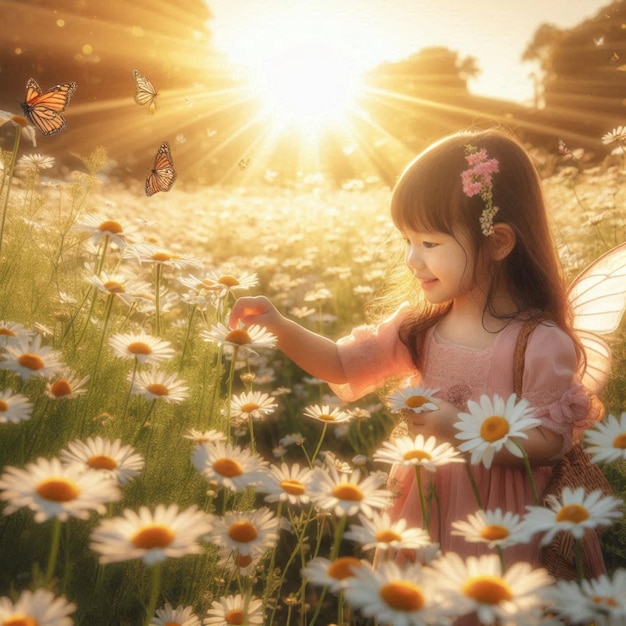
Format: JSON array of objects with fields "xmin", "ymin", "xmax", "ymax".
[
  {"xmin": 214, "ymin": 9, "xmax": 365, "ymax": 132},
  {"xmin": 249, "ymin": 42, "xmax": 361, "ymax": 129}
]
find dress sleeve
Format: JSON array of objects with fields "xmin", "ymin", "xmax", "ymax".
[
  {"xmin": 329, "ymin": 304, "xmax": 417, "ymax": 402},
  {"xmin": 522, "ymin": 323, "xmax": 599, "ymax": 456}
]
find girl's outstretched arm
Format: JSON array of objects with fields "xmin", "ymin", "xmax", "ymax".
[{"xmin": 229, "ymin": 296, "xmax": 348, "ymax": 384}]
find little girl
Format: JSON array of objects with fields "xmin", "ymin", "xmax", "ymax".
[{"xmin": 229, "ymin": 128, "xmax": 606, "ymax": 576}]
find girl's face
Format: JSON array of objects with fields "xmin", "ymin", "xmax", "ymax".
[{"xmin": 402, "ymin": 228, "xmax": 483, "ymax": 305}]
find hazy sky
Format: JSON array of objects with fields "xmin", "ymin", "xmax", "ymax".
[{"xmin": 208, "ymin": 0, "xmax": 609, "ymax": 103}]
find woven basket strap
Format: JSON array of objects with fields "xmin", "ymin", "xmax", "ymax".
[{"xmin": 513, "ymin": 318, "xmax": 545, "ymax": 400}]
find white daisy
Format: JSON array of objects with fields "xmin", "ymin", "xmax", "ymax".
[
  {"xmin": 125, "ymin": 243, "xmax": 203, "ymax": 271},
  {"xmin": 0, "ymin": 334, "xmax": 65, "ymax": 381},
  {"xmin": 344, "ymin": 559, "xmax": 448, "ymax": 626},
  {"xmin": 203, "ymin": 594, "xmax": 264, "ymax": 626},
  {"xmin": 0, "ymin": 110, "xmax": 37, "ymax": 147},
  {"xmin": 0, "ymin": 389, "xmax": 34, "ymax": 424},
  {"xmin": 303, "ymin": 404, "xmax": 352, "ymax": 424},
  {"xmin": 192, "ymin": 440, "xmax": 268, "ymax": 492},
  {"xmin": 454, "ymin": 393, "xmax": 541, "ymax": 469},
  {"xmin": 216, "ymin": 546, "xmax": 264, "ymax": 577},
  {"xmin": 59, "ymin": 436, "xmax": 145, "ymax": 485},
  {"xmin": 181, "ymin": 268, "xmax": 259, "ymax": 299},
  {"xmin": 302, "ymin": 555, "xmax": 368, "ymax": 593},
  {"xmin": 90, "ymin": 503, "xmax": 212, "ymax": 565},
  {"xmin": 427, "ymin": 552, "xmax": 553, "ymax": 624},
  {"xmin": 584, "ymin": 412, "xmax": 626, "ymax": 464},
  {"xmin": 0, "ymin": 457, "xmax": 121, "ymax": 522},
  {"xmin": 524, "ymin": 487, "xmax": 623, "ymax": 544},
  {"xmin": 45, "ymin": 372, "xmax": 90, "ymax": 400},
  {"xmin": 211, "ymin": 507, "xmax": 280, "ymax": 556},
  {"xmin": 451, "ymin": 508, "xmax": 530, "ymax": 549},
  {"xmin": 344, "ymin": 510, "xmax": 432, "ymax": 553},
  {"xmin": 150, "ymin": 602, "xmax": 201, "ymax": 626},
  {"xmin": 547, "ymin": 569, "xmax": 626, "ymax": 625},
  {"xmin": 109, "ymin": 331, "xmax": 175, "ymax": 364},
  {"xmin": 84, "ymin": 271, "xmax": 134, "ymax": 305},
  {"xmin": 0, "ymin": 320, "xmax": 34, "ymax": 347},
  {"xmin": 374, "ymin": 434, "xmax": 464, "ymax": 472},
  {"xmin": 71, "ymin": 213, "xmax": 136, "ymax": 250},
  {"xmin": 279, "ymin": 432, "xmax": 306, "ymax": 447},
  {"xmin": 388, "ymin": 385, "xmax": 440, "ymax": 413},
  {"xmin": 309, "ymin": 464, "xmax": 392, "ymax": 518},
  {"xmin": 601, "ymin": 125, "xmax": 626, "ymax": 145},
  {"xmin": 183, "ymin": 428, "xmax": 227, "ymax": 446},
  {"xmin": 260, "ymin": 462, "xmax": 316, "ymax": 506},
  {"xmin": 201, "ymin": 323, "xmax": 277, "ymax": 357},
  {"xmin": 16, "ymin": 152, "xmax": 55, "ymax": 173},
  {"xmin": 0, "ymin": 588, "xmax": 76, "ymax": 626},
  {"xmin": 230, "ymin": 391, "xmax": 277, "ymax": 420},
  {"xmin": 130, "ymin": 367, "xmax": 190, "ymax": 403}
]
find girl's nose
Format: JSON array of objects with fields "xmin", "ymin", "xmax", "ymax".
[{"xmin": 406, "ymin": 245, "xmax": 424, "ymax": 270}]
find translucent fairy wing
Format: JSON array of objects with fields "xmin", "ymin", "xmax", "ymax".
[
  {"xmin": 568, "ymin": 242, "xmax": 626, "ymax": 335},
  {"xmin": 568, "ymin": 243, "xmax": 626, "ymax": 393},
  {"xmin": 577, "ymin": 330, "xmax": 612, "ymax": 395}
]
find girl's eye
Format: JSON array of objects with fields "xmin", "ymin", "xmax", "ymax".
[{"xmin": 423, "ymin": 241, "xmax": 438, "ymax": 249}]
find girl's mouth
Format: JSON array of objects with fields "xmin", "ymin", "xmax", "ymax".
[{"xmin": 420, "ymin": 278, "xmax": 438, "ymax": 290}]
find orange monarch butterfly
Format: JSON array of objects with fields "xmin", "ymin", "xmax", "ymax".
[
  {"xmin": 21, "ymin": 78, "xmax": 77, "ymax": 135},
  {"xmin": 132, "ymin": 69, "xmax": 158, "ymax": 115},
  {"xmin": 145, "ymin": 142, "xmax": 176, "ymax": 196}
]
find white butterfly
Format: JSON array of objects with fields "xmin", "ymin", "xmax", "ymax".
[{"xmin": 569, "ymin": 243, "xmax": 626, "ymax": 394}]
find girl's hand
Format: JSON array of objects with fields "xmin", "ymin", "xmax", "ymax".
[
  {"xmin": 408, "ymin": 398, "xmax": 460, "ymax": 443},
  {"xmin": 229, "ymin": 296, "xmax": 283, "ymax": 332}
]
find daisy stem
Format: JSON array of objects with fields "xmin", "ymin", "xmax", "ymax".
[
  {"xmin": 310, "ymin": 423, "xmax": 328, "ymax": 466},
  {"xmin": 414, "ymin": 465, "xmax": 430, "ymax": 534},
  {"xmin": 464, "ymin": 461, "xmax": 484, "ymax": 510},
  {"xmin": 45, "ymin": 517, "xmax": 62, "ymax": 585},
  {"xmin": 224, "ymin": 347, "xmax": 238, "ymax": 442},
  {"xmin": 0, "ymin": 125, "xmax": 20, "ymax": 258},
  {"xmin": 143, "ymin": 562, "xmax": 162, "ymax": 626},
  {"xmin": 154, "ymin": 263, "xmax": 163, "ymax": 336},
  {"xmin": 511, "ymin": 439, "xmax": 539, "ymax": 505},
  {"xmin": 574, "ymin": 538, "xmax": 585, "ymax": 582},
  {"xmin": 122, "ymin": 359, "xmax": 139, "ymax": 423},
  {"xmin": 247, "ymin": 415, "xmax": 256, "ymax": 454}
]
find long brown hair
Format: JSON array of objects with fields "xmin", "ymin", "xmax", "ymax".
[{"xmin": 385, "ymin": 127, "xmax": 582, "ymax": 370}]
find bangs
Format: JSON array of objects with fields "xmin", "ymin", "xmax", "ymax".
[{"xmin": 390, "ymin": 137, "xmax": 472, "ymax": 236}]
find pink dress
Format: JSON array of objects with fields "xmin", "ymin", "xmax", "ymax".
[{"xmin": 330, "ymin": 306, "xmax": 606, "ymax": 574}]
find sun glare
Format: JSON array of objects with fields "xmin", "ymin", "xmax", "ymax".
[{"xmin": 250, "ymin": 43, "xmax": 361, "ymax": 129}]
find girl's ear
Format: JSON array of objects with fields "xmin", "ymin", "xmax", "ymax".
[{"xmin": 489, "ymin": 223, "xmax": 516, "ymax": 261}]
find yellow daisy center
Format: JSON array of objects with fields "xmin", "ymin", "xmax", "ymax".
[
  {"xmin": 104, "ymin": 280, "xmax": 125, "ymax": 293},
  {"xmin": 0, "ymin": 400, "xmax": 8, "ymax": 412},
  {"xmin": 225, "ymin": 329, "xmax": 251, "ymax": 345},
  {"xmin": 152, "ymin": 251, "xmax": 178, "ymax": 262},
  {"xmin": 87, "ymin": 455, "xmax": 118, "ymax": 471},
  {"xmin": 99, "ymin": 220, "xmax": 123, "ymax": 234},
  {"xmin": 317, "ymin": 413, "xmax": 336, "ymax": 421},
  {"xmin": 228, "ymin": 520, "xmax": 258, "ymax": 543},
  {"xmin": 131, "ymin": 524, "xmax": 175, "ymax": 549},
  {"xmin": 280, "ymin": 479, "xmax": 306, "ymax": 496},
  {"xmin": 224, "ymin": 609, "xmax": 244, "ymax": 625},
  {"xmin": 612, "ymin": 433, "xmax": 626, "ymax": 449},
  {"xmin": 591, "ymin": 596, "xmax": 618, "ymax": 607},
  {"xmin": 146, "ymin": 383, "xmax": 169, "ymax": 397},
  {"xmin": 480, "ymin": 415, "xmax": 510, "ymax": 442},
  {"xmin": 480, "ymin": 525, "xmax": 510, "ymax": 541},
  {"xmin": 403, "ymin": 450, "xmax": 431, "ymax": 462},
  {"xmin": 50, "ymin": 379, "xmax": 72, "ymax": 397},
  {"xmin": 4, "ymin": 616, "xmax": 37, "ymax": 626},
  {"xmin": 164, "ymin": 622, "xmax": 180, "ymax": 626},
  {"xmin": 235, "ymin": 552, "xmax": 253, "ymax": 567},
  {"xmin": 127, "ymin": 341, "xmax": 152, "ymax": 355},
  {"xmin": 213, "ymin": 457, "xmax": 243, "ymax": 478},
  {"xmin": 327, "ymin": 556, "xmax": 362, "ymax": 579},
  {"xmin": 36, "ymin": 477, "xmax": 79, "ymax": 502},
  {"xmin": 218, "ymin": 275, "xmax": 240, "ymax": 287},
  {"xmin": 556, "ymin": 504, "xmax": 589, "ymax": 524},
  {"xmin": 11, "ymin": 114, "xmax": 30, "ymax": 128},
  {"xmin": 332, "ymin": 483, "xmax": 363, "ymax": 501},
  {"xmin": 462, "ymin": 575, "xmax": 513, "ymax": 604},
  {"xmin": 240, "ymin": 402, "xmax": 260, "ymax": 414},
  {"xmin": 17, "ymin": 353, "xmax": 44, "ymax": 371},
  {"xmin": 379, "ymin": 580, "xmax": 425, "ymax": 611},
  {"xmin": 405, "ymin": 395, "xmax": 428, "ymax": 408},
  {"xmin": 375, "ymin": 529, "xmax": 403, "ymax": 543},
  {"xmin": 0, "ymin": 328, "xmax": 16, "ymax": 336}
]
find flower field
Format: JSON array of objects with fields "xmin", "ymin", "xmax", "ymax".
[{"xmin": 0, "ymin": 135, "xmax": 625, "ymax": 626}]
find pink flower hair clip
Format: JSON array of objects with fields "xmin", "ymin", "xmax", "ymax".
[{"xmin": 461, "ymin": 145, "xmax": 499, "ymax": 236}]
